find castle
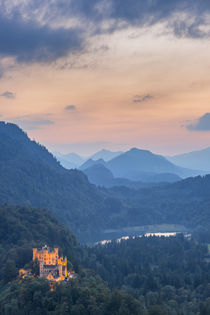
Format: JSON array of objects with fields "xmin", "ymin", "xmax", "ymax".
[
  {"xmin": 33, "ymin": 245, "xmax": 68, "ymax": 281},
  {"xmin": 19, "ymin": 245, "xmax": 75, "ymax": 282}
]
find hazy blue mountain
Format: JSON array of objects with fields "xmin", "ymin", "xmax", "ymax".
[
  {"xmin": 168, "ymin": 146, "xmax": 210, "ymax": 172},
  {"xmin": 79, "ymin": 158, "xmax": 106, "ymax": 171},
  {"xmin": 83, "ymin": 164, "xmax": 181, "ymax": 188},
  {"xmin": 54, "ymin": 152, "xmax": 76, "ymax": 169},
  {"xmin": 106, "ymin": 148, "xmax": 203, "ymax": 180},
  {"xmin": 63, "ymin": 152, "xmax": 86, "ymax": 165},
  {"xmin": 54, "ymin": 152, "xmax": 86, "ymax": 168},
  {"xmin": 90, "ymin": 149, "xmax": 123, "ymax": 161},
  {"xmin": 55, "ymin": 150, "xmax": 122, "ymax": 169},
  {"xmin": 83, "ymin": 164, "xmax": 114, "ymax": 187},
  {"xmin": 140, "ymin": 172, "xmax": 181, "ymax": 183}
]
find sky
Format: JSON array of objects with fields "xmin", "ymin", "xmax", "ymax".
[{"xmin": 0, "ymin": 0, "xmax": 210, "ymax": 156}]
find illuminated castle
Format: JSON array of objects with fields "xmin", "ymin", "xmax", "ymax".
[{"xmin": 33, "ymin": 245, "xmax": 68, "ymax": 281}]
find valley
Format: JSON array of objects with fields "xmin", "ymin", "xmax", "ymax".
[
  {"xmin": 0, "ymin": 122, "xmax": 210, "ymax": 314},
  {"xmin": 0, "ymin": 122, "xmax": 210, "ymax": 244}
]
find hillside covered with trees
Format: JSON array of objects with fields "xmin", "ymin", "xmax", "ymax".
[
  {"xmin": 0, "ymin": 204, "xmax": 143, "ymax": 315},
  {"xmin": 1, "ymin": 205, "xmax": 210, "ymax": 314},
  {"xmin": 0, "ymin": 204, "xmax": 82, "ymax": 285},
  {"xmin": 0, "ymin": 122, "xmax": 119, "ymax": 242}
]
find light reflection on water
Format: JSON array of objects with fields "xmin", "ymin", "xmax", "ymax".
[
  {"xmin": 144, "ymin": 232, "xmax": 177, "ymax": 237},
  {"xmin": 98, "ymin": 232, "xmax": 191, "ymax": 245}
]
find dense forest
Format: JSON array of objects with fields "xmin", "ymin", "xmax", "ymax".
[
  {"xmin": 0, "ymin": 273, "xmax": 144, "ymax": 315},
  {"xmin": 101, "ymin": 176, "xmax": 210, "ymax": 240},
  {"xmin": 1, "ymin": 205, "xmax": 210, "ymax": 314},
  {"xmin": 84, "ymin": 235, "xmax": 210, "ymax": 314},
  {"xmin": 0, "ymin": 205, "xmax": 143, "ymax": 315}
]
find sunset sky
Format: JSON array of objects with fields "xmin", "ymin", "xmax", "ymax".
[{"xmin": 0, "ymin": 0, "xmax": 210, "ymax": 155}]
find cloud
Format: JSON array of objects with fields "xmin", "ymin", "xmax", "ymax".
[
  {"xmin": 46, "ymin": 0, "xmax": 210, "ymax": 38},
  {"xmin": 0, "ymin": 0, "xmax": 210, "ymax": 69},
  {"xmin": 0, "ymin": 12, "xmax": 83, "ymax": 63},
  {"xmin": 186, "ymin": 113, "xmax": 210, "ymax": 131},
  {"xmin": 171, "ymin": 17, "xmax": 210, "ymax": 39},
  {"xmin": 65, "ymin": 105, "xmax": 77, "ymax": 111},
  {"xmin": 10, "ymin": 114, "xmax": 54, "ymax": 130},
  {"xmin": 0, "ymin": 91, "xmax": 15, "ymax": 99},
  {"xmin": 133, "ymin": 94, "xmax": 153, "ymax": 103}
]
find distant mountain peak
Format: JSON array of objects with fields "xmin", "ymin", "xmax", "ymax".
[
  {"xmin": 128, "ymin": 147, "xmax": 151, "ymax": 154},
  {"xmin": 106, "ymin": 147, "xmax": 202, "ymax": 180},
  {"xmin": 90, "ymin": 149, "xmax": 123, "ymax": 162}
]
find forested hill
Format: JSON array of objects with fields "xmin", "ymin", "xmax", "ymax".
[
  {"xmin": 0, "ymin": 122, "xmax": 112, "ymax": 242},
  {"xmin": 107, "ymin": 174, "xmax": 210, "ymax": 201},
  {"xmin": 104, "ymin": 174, "xmax": 210, "ymax": 237},
  {"xmin": 0, "ymin": 205, "xmax": 143, "ymax": 315},
  {"xmin": 0, "ymin": 204, "xmax": 82, "ymax": 283},
  {"xmin": 0, "ymin": 121, "xmax": 61, "ymax": 170}
]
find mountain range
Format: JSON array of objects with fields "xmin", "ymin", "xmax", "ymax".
[
  {"xmin": 56, "ymin": 146, "xmax": 209, "ymax": 188},
  {"xmin": 56, "ymin": 145, "xmax": 210, "ymax": 179},
  {"xmin": 54, "ymin": 147, "xmax": 210, "ymax": 175},
  {"xmin": 54, "ymin": 149, "xmax": 122, "ymax": 169},
  {"xmin": 79, "ymin": 148, "xmax": 205, "ymax": 187},
  {"xmin": 82, "ymin": 162, "xmax": 182, "ymax": 188},
  {"xmin": 1, "ymin": 121, "xmax": 210, "ymax": 243},
  {"xmin": 82, "ymin": 164, "xmax": 169, "ymax": 189}
]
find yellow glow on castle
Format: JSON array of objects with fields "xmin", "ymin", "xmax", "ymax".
[{"xmin": 33, "ymin": 245, "xmax": 68, "ymax": 281}]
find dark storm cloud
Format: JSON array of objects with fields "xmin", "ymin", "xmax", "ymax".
[
  {"xmin": 0, "ymin": 12, "xmax": 83, "ymax": 63},
  {"xmin": 0, "ymin": 91, "xmax": 15, "ymax": 99},
  {"xmin": 133, "ymin": 94, "xmax": 153, "ymax": 103},
  {"xmin": 0, "ymin": 0, "xmax": 210, "ymax": 66},
  {"xmin": 65, "ymin": 105, "xmax": 77, "ymax": 111},
  {"xmin": 186, "ymin": 113, "xmax": 210, "ymax": 131}
]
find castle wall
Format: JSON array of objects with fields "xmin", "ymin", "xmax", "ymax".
[{"xmin": 33, "ymin": 246, "xmax": 59, "ymax": 265}]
